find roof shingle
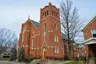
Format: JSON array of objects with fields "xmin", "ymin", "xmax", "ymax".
[{"xmin": 31, "ymin": 20, "xmax": 39, "ymax": 28}]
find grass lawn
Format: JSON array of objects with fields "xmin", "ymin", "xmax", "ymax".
[
  {"xmin": 0, "ymin": 57, "xmax": 10, "ymax": 61},
  {"xmin": 64, "ymin": 61, "xmax": 78, "ymax": 64}
]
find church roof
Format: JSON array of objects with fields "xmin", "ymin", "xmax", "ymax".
[
  {"xmin": 62, "ymin": 33, "xmax": 68, "ymax": 40},
  {"xmin": 82, "ymin": 15, "xmax": 96, "ymax": 31},
  {"xmin": 31, "ymin": 20, "xmax": 40, "ymax": 28},
  {"xmin": 30, "ymin": 20, "xmax": 67, "ymax": 40}
]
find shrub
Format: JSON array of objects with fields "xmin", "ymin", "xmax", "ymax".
[
  {"xmin": 18, "ymin": 47, "xmax": 24, "ymax": 62},
  {"xmin": 23, "ymin": 54, "xmax": 41, "ymax": 63},
  {"xmin": 74, "ymin": 57, "xmax": 79, "ymax": 61},
  {"xmin": 10, "ymin": 47, "xmax": 17, "ymax": 61},
  {"xmin": 23, "ymin": 54, "xmax": 33, "ymax": 63},
  {"xmin": 46, "ymin": 56, "xmax": 64, "ymax": 60},
  {"xmin": 64, "ymin": 56, "xmax": 69, "ymax": 60}
]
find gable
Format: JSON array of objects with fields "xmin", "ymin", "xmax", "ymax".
[
  {"xmin": 31, "ymin": 20, "xmax": 40, "ymax": 28},
  {"xmin": 82, "ymin": 16, "xmax": 96, "ymax": 31}
]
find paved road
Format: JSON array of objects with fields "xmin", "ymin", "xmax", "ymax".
[{"xmin": 0, "ymin": 61, "xmax": 10, "ymax": 64}]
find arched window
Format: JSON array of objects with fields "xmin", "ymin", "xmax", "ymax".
[
  {"xmin": 22, "ymin": 27, "xmax": 26, "ymax": 42},
  {"xmin": 47, "ymin": 10, "xmax": 48, "ymax": 15},
  {"xmin": 54, "ymin": 46, "xmax": 59, "ymax": 53},
  {"xmin": 54, "ymin": 46, "xmax": 57, "ymax": 53},
  {"xmin": 44, "ymin": 24, "xmax": 46, "ymax": 31},
  {"xmin": 52, "ymin": 10, "xmax": 54, "ymax": 15},
  {"xmin": 56, "ymin": 13, "xmax": 57, "ymax": 17},
  {"xmin": 32, "ymin": 38, "xmax": 34, "ymax": 49},
  {"xmin": 43, "ymin": 13, "xmax": 44, "ymax": 17},
  {"xmin": 45, "ymin": 12, "xmax": 46, "ymax": 16},
  {"xmin": 54, "ymin": 24, "xmax": 57, "ymax": 29},
  {"xmin": 44, "ymin": 24, "xmax": 46, "ymax": 36},
  {"xmin": 22, "ymin": 31, "xmax": 24, "ymax": 42},
  {"xmin": 54, "ymin": 35, "xmax": 56, "ymax": 42},
  {"xmin": 57, "ymin": 36, "xmax": 58, "ymax": 42},
  {"xmin": 54, "ymin": 35, "xmax": 58, "ymax": 42},
  {"xmin": 54, "ymin": 11, "xmax": 55, "ymax": 16}
]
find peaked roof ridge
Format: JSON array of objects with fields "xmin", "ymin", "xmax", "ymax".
[{"xmin": 82, "ymin": 15, "xmax": 96, "ymax": 31}]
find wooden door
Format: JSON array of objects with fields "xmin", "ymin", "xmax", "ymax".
[
  {"xmin": 43, "ymin": 47, "xmax": 46, "ymax": 59},
  {"xmin": 44, "ymin": 50, "xmax": 46, "ymax": 58}
]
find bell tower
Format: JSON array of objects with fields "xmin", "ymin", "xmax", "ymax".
[
  {"xmin": 40, "ymin": 2, "xmax": 62, "ymax": 58},
  {"xmin": 40, "ymin": 2, "xmax": 60, "ymax": 21}
]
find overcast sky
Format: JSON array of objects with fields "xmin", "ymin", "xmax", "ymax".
[{"xmin": 0, "ymin": 0, "xmax": 96, "ymax": 41}]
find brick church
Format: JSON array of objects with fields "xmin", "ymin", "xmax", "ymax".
[{"xmin": 18, "ymin": 2, "xmax": 68, "ymax": 59}]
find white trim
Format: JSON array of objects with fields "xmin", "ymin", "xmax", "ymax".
[
  {"xmin": 34, "ymin": 48, "xmax": 36, "ymax": 50},
  {"xmin": 84, "ymin": 37, "xmax": 96, "ymax": 44},
  {"xmin": 41, "ymin": 38, "xmax": 48, "ymax": 48},
  {"xmin": 51, "ymin": 46, "xmax": 54, "ymax": 48},
  {"xmin": 31, "ymin": 48, "xmax": 34, "ymax": 49},
  {"xmin": 51, "ymin": 30, "xmax": 53, "ymax": 32},
  {"xmin": 47, "ymin": 46, "xmax": 50, "ymax": 48},
  {"xmin": 37, "ymin": 47, "xmax": 39, "ymax": 50}
]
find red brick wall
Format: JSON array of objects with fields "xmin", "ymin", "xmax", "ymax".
[
  {"xmin": 83, "ymin": 17, "xmax": 96, "ymax": 58},
  {"xmin": 62, "ymin": 39, "xmax": 68, "ymax": 57},
  {"xmin": 83, "ymin": 19, "xmax": 96, "ymax": 40},
  {"xmin": 18, "ymin": 3, "xmax": 66, "ymax": 59},
  {"xmin": 40, "ymin": 3, "xmax": 63, "ymax": 58}
]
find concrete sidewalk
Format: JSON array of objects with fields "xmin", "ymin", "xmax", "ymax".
[
  {"xmin": 9, "ymin": 61, "xmax": 27, "ymax": 64},
  {"xmin": 9, "ymin": 59, "xmax": 75, "ymax": 64}
]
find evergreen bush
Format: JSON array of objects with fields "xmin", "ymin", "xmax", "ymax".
[
  {"xmin": 18, "ymin": 47, "xmax": 24, "ymax": 62},
  {"xmin": 10, "ymin": 47, "xmax": 17, "ymax": 61}
]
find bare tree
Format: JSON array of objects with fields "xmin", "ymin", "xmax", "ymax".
[
  {"xmin": 0, "ymin": 28, "xmax": 18, "ymax": 56},
  {"xmin": 60, "ymin": 0, "xmax": 82, "ymax": 55}
]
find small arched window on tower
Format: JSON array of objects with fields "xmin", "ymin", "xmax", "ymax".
[
  {"xmin": 54, "ymin": 11, "xmax": 55, "ymax": 16},
  {"xmin": 52, "ymin": 10, "xmax": 54, "ymax": 15},
  {"xmin": 43, "ymin": 13, "xmax": 44, "ymax": 17},
  {"xmin": 47, "ymin": 10, "xmax": 48, "ymax": 15},
  {"xmin": 56, "ymin": 13, "xmax": 57, "ymax": 17},
  {"xmin": 45, "ymin": 12, "xmax": 46, "ymax": 16}
]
